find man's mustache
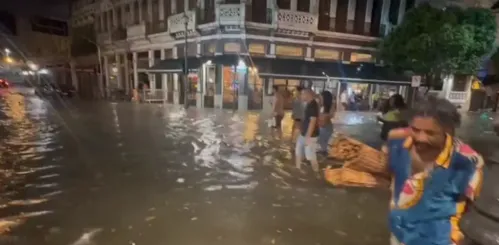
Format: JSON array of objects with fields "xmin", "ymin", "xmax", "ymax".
[{"xmin": 413, "ymin": 141, "xmax": 433, "ymax": 148}]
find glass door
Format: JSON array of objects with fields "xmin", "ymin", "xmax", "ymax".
[
  {"xmin": 167, "ymin": 74, "xmax": 174, "ymax": 103},
  {"xmin": 204, "ymin": 65, "xmax": 215, "ymax": 108},
  {"xmin": 187, "ymin": 73, "xmax": 198, "ymax": 106},
  {"xmin": 248, "ymin": 68, "xmax": 263, "ymax": 110},
  {"xmin": 222, "ymin": 66, "xmax": 238, "ymax": 109}
]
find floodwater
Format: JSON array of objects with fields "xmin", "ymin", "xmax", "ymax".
[{"xmin": 0, "ymin": 92, "xmax": 497, "ymax": 245}]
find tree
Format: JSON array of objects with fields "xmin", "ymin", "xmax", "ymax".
[{"xmin": 379, "ymin": 3, "xmax": 497, "ymax": 88}]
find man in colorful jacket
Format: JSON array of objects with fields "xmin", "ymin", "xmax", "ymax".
[{"xmin": 386, "ymin": 96, "xmax": 484, "ymax": 245}]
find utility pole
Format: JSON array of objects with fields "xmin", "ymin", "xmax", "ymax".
[{"xmin": 183, "ymin": 13, "xmax": 189, "ymax": 109}]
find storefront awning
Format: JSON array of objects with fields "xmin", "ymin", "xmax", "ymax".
[
  {"xmin": 481, "ymin": 74, "xmax": 499, "ymax": 86},
  {"xmin": 257, "ymin": 59, "xmax": 410, "ymax": 84},
  {"xmin": 147, "ymin": 57, "xmax": 202, "ymax": 73}
]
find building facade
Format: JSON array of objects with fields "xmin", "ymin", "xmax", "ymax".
[
  {"xmin": 0, "ymin": 10, "xmax": 70, "ymax": 81},
  {"xmin": 92, "ymin": 0, "xmax": 420, "ymax": 111},
  {"xmin": 70, "ymin": 0, "xmax": 102, "ymax": 99}
]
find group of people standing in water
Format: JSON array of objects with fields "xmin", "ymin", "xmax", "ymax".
[
  {"xmin": 271, "ymin": 85, "xmax": 411, "ymax": 174},
  {"xmin": 272, "ymin": 85, "xmax": 335, "ymax": 175},
  {"xmin": 273, "ymin": 86, "xmax": 484, "ymax": 245}
]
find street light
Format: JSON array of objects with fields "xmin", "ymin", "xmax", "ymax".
[
  {"xmin": 4, "ymin": 57, "xmax": 13, "ymax": 64},
  {"xmin": 27, "ymin": 61, "xmax": 41, "ymax": 86},
  {"xmin": 4, "ymin": 48, "xmax": 10, "ymax": 55}
]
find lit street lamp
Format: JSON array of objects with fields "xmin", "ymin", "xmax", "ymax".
[
  {"xmin": 27, "ymin": 61, "xmax": 41, "ymax": 86},
  {"xmin": 4, "ymin": 48, "xmax": 11, "ymax": 55}
]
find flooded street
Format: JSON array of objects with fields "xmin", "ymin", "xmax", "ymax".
[{"xmin": 0, "ymin": 92, "xmax": 498, "ymax": 245}]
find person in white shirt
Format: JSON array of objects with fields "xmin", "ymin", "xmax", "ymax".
[{"xmin": 340, "ymin": 90, "xmax": 348, "ymax": 111}]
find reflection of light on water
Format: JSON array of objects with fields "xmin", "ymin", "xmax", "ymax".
[
  {"xmin": 0, "ymin": 210, "xmax": 54, "ymax": 233},
  {"xmin": 194, "ymin": 117, "xmax": 222, "ymax": 168},
  {"xmin": 243, "ymin": 114, "xmax": 259, "ymax": 142},
  {"xmin": 69, "ymin": 228, "xmax": 102, "ymax": 245},
  {"xmin": 0, "ymin": 93, "xmax": 59, "ymax": 236},
  {"xmin": 41, "ymin": 190, "xmax": 63, "ymax": 198},
  {"xmin": 225, "ymin": 181, "xmax": 258, "ymax": 190},
  {"xmin": 111, "ymin": 103, "xmax": 121, "ymax": 134}
]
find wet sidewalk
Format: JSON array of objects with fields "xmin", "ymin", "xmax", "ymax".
[{"xmin": 0, "ymin": 96, "xmax": 497, "ymax": 245}]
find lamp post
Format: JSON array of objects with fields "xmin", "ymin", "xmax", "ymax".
[
  {"xmin": 27, "ymin": 61, "xmax": 40, "ymax": 86},
  {"xmin": 183, "ymin": 12, "xmax": 189, "ymax": 109}
]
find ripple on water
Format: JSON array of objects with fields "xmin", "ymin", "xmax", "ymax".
[{"xmin": 0, "ymin": 93, "xmax": 61, "ymax": 236}]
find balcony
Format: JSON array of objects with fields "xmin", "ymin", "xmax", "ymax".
[
  {"xmin": 111, "ymin": 27, "xmax": 127, "ymax": 41},
  {"xmin": 96, "ymin": 32, "xmax": 111, "ymax": 45},
  {"xmin": 168, "ymin": 10, "xmax": 197, "ymax": 38},
  {"xmin": 146, "ymin": 20, "xmax": 168, "ymax": 35},
  {"xmin": 126, "ymin": 23, "xmax": 146, "ymax": 40},
  {"xmin": 273, "ymin": 9, "xmax": 318, "ymax": 36},
  {"xmin": 216, "ymin": 4, "xmax": 246, "ymax": 28}
]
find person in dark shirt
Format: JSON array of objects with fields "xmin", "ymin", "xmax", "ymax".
[{"xmin": 295, "ymin": 88, "xmax": 320, "ymax": 173}]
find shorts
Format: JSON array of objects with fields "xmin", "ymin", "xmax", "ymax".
[{"xmin": 295, "ymin": 135, "xmax": 318, "ymax": 161}]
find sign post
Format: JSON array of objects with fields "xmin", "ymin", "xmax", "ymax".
[
  {"xmin": 411, "ymin": 75, "xmax": 421, "ymax": 87},
  {"xmin": 410, "ymin": 75, "xmax": 422, "ymax": 107}
]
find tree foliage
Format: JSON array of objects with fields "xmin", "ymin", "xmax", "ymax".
[{"xmin": 379, "ymin": 3, "xmax": 497, "ymax": 87}]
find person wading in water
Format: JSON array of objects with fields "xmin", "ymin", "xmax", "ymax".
[
  {"xmin": 295, "ymin": 89, "xmax": 320, "ymax": 174},
  {"xmin": 385, "ymin": 96, "xmax": 483, "ymax": 245}
]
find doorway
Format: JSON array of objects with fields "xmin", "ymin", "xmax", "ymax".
[{"xmin": 222, "ymin": 66, "xmax": 238, "ymax": 109}]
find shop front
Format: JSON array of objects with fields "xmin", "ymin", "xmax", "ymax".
[{"xmin": 146, "ymin": 56, "xmax": 410, "ymax": 112}]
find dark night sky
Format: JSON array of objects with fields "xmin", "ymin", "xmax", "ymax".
[{"xmin": 1, "ymin": 0, "xmax": 71, "ymax": 19}]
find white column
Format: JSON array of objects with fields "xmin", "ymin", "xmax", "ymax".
[
  {"xmin": 160, "ymin": 49, "xmax": 167, "ymax": 102},
  {"xmin": 347, "ymin": 0, "xmax": 356, "ymax": 22},
  {"xmin": 330, "ymin": 0, "xmax": 337, "ymax": 19},
  {"xmin": 365, "ymin": 0, "xmax": 374, "ymax": 34},
  {"xmin": 184, "ymin": 0, "xmax": 188, "ymax": 11},
  {"xmin": 397, "ymin": 0, "xmax": 407, "ymax": 25},
  {"xmin": 124, "ymin": 53, "xmax": 130, "ymax": 94},
  {"xmin": 380, "ymin": 0, "xmax": 391, "ymax": 35},
  {"xmin": 290, "ymin": 0, "xmax": 297, "ymax": 10},
  {"xmin": 138, "ymin": 0, "xmax": 144, "ymax": 22},
  {"xmin": 133, "ymin": 52, "xmax": 139, "ymax": 89},
  {"xmin": 147, "ymin": 0, "xmax": 153, "ymax": 22},
  {"xmin": 104, "ymin": 56, "xmax": 110, "ymax": 97},
  {"xmin": 115, "ymin": 53, "xmax": 122, "ymax": 89},
  {"xmin": 159, "ymin": 0, "xmax": 165, "ymax": 20},
  {"xmin": 172, "ymin": 0, "xmax": 177, "ymax": 14},
  {"xmin": 130, "ymin": 2, "xmax": 136, "ymax": 24},
  {"xmin": 173, "ymin": 46, "xmax": 179, "ymax": 104},
  {"xmin": 148, "ymin": 50, "xmax": 155, "ymax": 91},
  {"xmin": 442, "ymin": 75, "xmax": 454, "ymax": 99},
  {"xmin": 310, "ymin": 0, "xmax": 319, "ymax": 14}
]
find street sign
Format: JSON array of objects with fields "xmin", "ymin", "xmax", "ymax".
[{"xmin": 411, "ymin": 76, "xmax": 421, "ymax": 87}]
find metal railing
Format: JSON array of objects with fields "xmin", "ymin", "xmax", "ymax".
[{"xmin": 141, "ymin": 89, "xmax": 167, "ymax": 103}]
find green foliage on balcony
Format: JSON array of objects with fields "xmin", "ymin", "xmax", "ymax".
[
  {"xmin": 379, "ymin": 3, "xmax": 496, "ymax": 88},
  {"xmin": 70, "ymin": 24, "xmax": 97, "ymax": 57}
]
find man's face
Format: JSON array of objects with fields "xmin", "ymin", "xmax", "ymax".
[{"xmin": 409, "ymin": 116, "xmax": 447, "ymax": 152}]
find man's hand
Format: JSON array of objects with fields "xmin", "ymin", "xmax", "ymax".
[{"xmin": 306, "ymin": 137, "xmax": 313, "ymax": 145}]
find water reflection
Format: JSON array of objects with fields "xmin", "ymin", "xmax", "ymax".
[
  {"xmin": 0, "ymin": 92, "xmax": 59, "ymax": 235},
  {"xmin": 6, "ymin": 100, "xmax": 493, "ymax": 245}
]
